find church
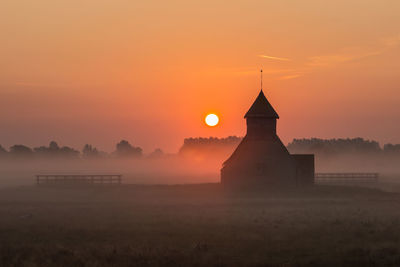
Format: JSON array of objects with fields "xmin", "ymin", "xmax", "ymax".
[{"xmin": 221, "ymin": 88, "xmax": 314, "ymax": 187}]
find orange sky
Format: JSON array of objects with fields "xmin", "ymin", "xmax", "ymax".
[{"xmin": 1, "ymin": 0, "xmax": 400, "ymax": 152}]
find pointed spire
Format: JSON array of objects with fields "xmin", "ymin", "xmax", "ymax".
[{"xmin": 244, "ymin": 89, "xmax": 279, "ymax": 119}]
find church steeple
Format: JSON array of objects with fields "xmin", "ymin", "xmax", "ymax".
[
  {"xmin": 244, "ymin": 90, "xmax": 279, "ymax": 119},
  {"xmin": 244, "ymin": 73, "xmax": 280, "ymax": 137}
]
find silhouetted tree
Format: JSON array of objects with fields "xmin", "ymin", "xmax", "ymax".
[
  {"xmin": 9, "ymin": 145, "xmax": 33, "ymax": 158},
  {"xmin": 34, "ymin": 141, "xmax": 79, "ymax": 159},
  {"xmin": 59, "ymin": 146, "xmax": 80, "ymax": 158},
  {"xmin": 49, "ymin": 141, "xmax": 59, "ymax": 151},
  {"xmin": 0, "ymin": 145, "xmax": 7, "ymax": 157},
  {"xmin": 34, "ymin": 141, "xmax": 55, "ymax": 157},
  {"xmin": 33, "ymin": 146, "xmax": 48, "ymax": 156},
  {"xmin": 82, "ymin": 144, "xmax": 100, "ymax": 158},
  {"xmin": 148, "ymin": 148, "xmax": 164, "ymax": 158},
  {"xmin": 115, "ymin": 140, "xmax": 142, "ymax": 158},
  {"xmin": 383, "ymin": 143, "xmax": 400, "ymax": 155}
]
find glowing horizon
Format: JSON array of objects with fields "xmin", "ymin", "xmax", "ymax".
[{"xmin": 1, "ymin": 0, "xmax": 400, "ymax": 153}]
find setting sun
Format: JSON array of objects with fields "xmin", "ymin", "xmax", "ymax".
[{"xmin": 205, "ymin": 114, "xmax": 219, "ymax": 127}]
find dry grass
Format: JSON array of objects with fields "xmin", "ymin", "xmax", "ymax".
[{"xmin": 1, "ymin": 184, "xmax": 400, "ymax": 266}]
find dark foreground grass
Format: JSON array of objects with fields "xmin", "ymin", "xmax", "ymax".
[{"xmin": 1, "ymin": 184, "xmax": 400, "ymax": 266}]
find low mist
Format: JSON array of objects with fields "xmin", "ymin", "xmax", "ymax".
[
  {"xmin": 0, "ymin": 157, "xmax": 223, "ymax": 188},
  {"xmin": 1, "ymin": 136, "xmax": 400, "ymax": 188}
]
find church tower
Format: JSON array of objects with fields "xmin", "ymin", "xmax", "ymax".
[
  {"xmin": 221, "ymin": 73, "xmax": 314, "ymax": 187},
  {"xmin": 245, "ymin": 90, "xmax": 279, "ymax": 138}
]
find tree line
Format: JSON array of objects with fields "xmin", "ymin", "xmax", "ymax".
[
  {"xmin": 287, "ymin": 138, "xmax": 400, "ymax": 156},
  {"xmin": 0, "ymin": 140, "xmax": 148, "ymax": 159},
  {"xmin": 2, "ymin": 136, "xmax": 400, "ymax": 160},
  {"xmin": 179, "ymin": 136, "xmax": 400, "ymax": 157},
  {"xmin": 179, "ymin": 136, "xmax": 242, "ymax": 157}
]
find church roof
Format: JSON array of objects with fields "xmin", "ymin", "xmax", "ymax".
[
  {"xmin": 222, "ymin": 134, "xmax": 291, "ymax": 167},
  {"xmin": 244, "ymin": 90, "xmax": 279, "ymax": 119}
]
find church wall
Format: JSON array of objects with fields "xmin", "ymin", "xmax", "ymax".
[
  {"xmin": 221, "ymin": 155, "xmax": 297, "ymax": 186},
  {"xmin": 292, "ymin": 154, "xmax": 315, "ymax": 185}
]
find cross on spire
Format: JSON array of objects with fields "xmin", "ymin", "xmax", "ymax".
[{"xmin": 260, "ymin": 69, "xmax": 263, "ymax": 91}]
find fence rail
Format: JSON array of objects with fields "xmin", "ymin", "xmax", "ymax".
[
  {"xmin": 36, "ymin": 174, "xmax": 122, "ymax": 185},
  {"xmin": 315, "ymin": 173, "xmax": 379, "ymax": 183}
]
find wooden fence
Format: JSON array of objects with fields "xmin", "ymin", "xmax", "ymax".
[
  {"xmin": 36, "ymin": 174, "xmax": 122, "ymax": 185},
  {"xmin": 315, "ymin": 173, "xmax": 379, "ymax": 183}
]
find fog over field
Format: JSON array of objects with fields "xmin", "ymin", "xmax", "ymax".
[
  {"xmin": 0, "ymin": 157, "xmax": 220, "ymax": 188},
  {"xmin": 1, "ymin": 137, "xmax": 400, "ymax": 266},
  {"xmin": 2, "ymin": 138, "xmax": 398, "ymax": 193},
  {"xmin": 1, "ymin": 137, "xmax": 400, "ymax": 188}
]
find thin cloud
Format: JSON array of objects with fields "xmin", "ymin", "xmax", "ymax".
[
  {"xmin": 261, "ymin": 68, "xmax": 297, "ymax": 74},
  {"xmin": 381, "ymin": 34, "xmax": 400, "ymax": 47},
  {"xmin": 307, "ymin": 33, "xmax": 400, "ymax": 67},
  {"xmin": 278, "ymin": 74, "xmax": 303, "ymax": 80},
  {"xmin": 209, "ymin": 34, "xmax": 399, "ymax": 81},
  {"xmin": 210, "ymin": 67, "xmax": 296, "ymax": 76},
  {"xmin": 307, "ymin": 50, "xmax": 382, "ymax": 67},
  {"xmin": 258, "ymin": 55, "xmax": 291, "ymax": 61},
  {"xmin": 253, "ymin": 34, "xmax": 400, "ymax": 80}
]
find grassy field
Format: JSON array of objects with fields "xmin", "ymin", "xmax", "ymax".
[{"xmin": 1, "ymin": 183, "xmax": 400, "ymax": 266}]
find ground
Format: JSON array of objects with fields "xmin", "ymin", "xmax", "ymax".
[{"xmin": 1, "ymin": 183, "xmax": 400, "ymax": 266}]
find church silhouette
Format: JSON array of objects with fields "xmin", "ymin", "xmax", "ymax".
[{"xmin": 221, "ymin": 85, "xmax": 314, "ymax": 187}]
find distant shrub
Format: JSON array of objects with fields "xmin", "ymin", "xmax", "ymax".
[
  {"xmin": 179, "ymin": 136, "xmax": 242, "ymax": 158},
  {"xmin": 9, "ymin": 144, "xmax": 33, "ymax": 158},
  {"xmin": 148, "ymin": 148, "xmax": 164, "ymax": 159},
  {"xmin": 115, "ymin": 140, "xmax": 143, "ymax": 158},
  {"xmin": 82, "ymin": 144, "xmax": 101, "ymax": 159},
  {"xmin": 0, "ymin": 145, "xmax": 8, "ymax": 158},
  {"xmin": 34, "ymin": 141, "xmax": 80, "ymax": 159},
  {"xmin": 383, "ymin": 143, "xmax": 400, "ymax": 154}
]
